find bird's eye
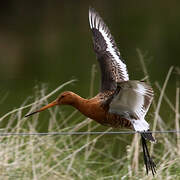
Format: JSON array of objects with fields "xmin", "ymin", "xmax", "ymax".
[
  {"xmin": 58, "ymin": 95, "xmax": 65, "ymax": 101},
  {"xmin": 61, "ymin": 95, "xmax": 65, "ymax": 99}
]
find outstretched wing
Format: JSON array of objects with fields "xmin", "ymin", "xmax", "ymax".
[
  {"xmin": 109, "ymin": 81, "xmax": 154, "ymax": 120},
  {"xmin": 89, "ymin": 7, "xmax": 129, "ymax": 92}
]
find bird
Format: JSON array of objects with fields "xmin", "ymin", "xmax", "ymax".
[{"xmin": 25, "ymin": 7, "xmax": 156, "ymax": 175}]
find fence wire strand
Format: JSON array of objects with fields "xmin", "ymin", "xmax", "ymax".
[{"xmin": 0, "ymin": 130, "xmax": 180, "ymax": 136}]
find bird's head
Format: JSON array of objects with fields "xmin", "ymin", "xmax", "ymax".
[
  {"xmin": 56, "ymin": 91, "xmax": 76, "ymax": 105},
  {"xmin": 25, "ymin": 91, "xmax": 76, "ymax": 117}
]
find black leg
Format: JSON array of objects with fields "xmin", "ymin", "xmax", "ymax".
[{"xmin": 141, "ymin": 134, "xmax": 156, "ymax": 176}]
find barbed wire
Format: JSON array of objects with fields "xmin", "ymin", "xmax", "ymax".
[{"xmin": 0, "ymin": 130, "xmax": 180, "ymax": 136}]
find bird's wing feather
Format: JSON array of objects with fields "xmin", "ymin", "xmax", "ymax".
[
  {"xmin": 89, "ymin": 7, "xmax": 129, "ymax": 92},
  {"xmin": 109, "ymin": 81, "xmax": 154, "ymax": 119}
]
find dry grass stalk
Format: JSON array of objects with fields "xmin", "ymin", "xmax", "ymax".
[
  {"xmin": 151, "ymin": 66, "xmax": 174, "ymax": 154},
  {"xmin": 85, "ymin": 64, "xmax": 97, "ymax": 160},
  {"xmin": 155, "ymin": 82, "xmax": 176, "ymax": 112},
  {"xmin": 131, "ymin": 133, "xmax": 139, "ymax": 174},
  {"xmin": 175, "ymin": 87, "xmax": 180, "ymax": 155}
]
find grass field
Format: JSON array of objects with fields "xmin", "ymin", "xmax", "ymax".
[{"xmin": 0, "ymin": 52, "xmax": 179, "ymax": 179}]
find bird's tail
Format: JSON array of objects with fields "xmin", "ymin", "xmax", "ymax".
[
  {"xmin": 141, "ymin": 129, "xmax": 156, "ymax": 142},
  {"xmin": 141, "ymin": 132, "xmax": 156, "ymax": 176}
]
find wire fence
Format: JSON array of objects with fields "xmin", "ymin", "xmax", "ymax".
[{"xmin": 0, "ymin": 130, "xmax": 180, "ymax": 136}]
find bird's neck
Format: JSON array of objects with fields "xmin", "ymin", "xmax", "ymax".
[
  {"xmin": 70, "ymin": 93, "xmax": 89, "ymax": 112},
  {"xmin": 69, "ymin": 93, "xmax": 97, "ymax": 119}
]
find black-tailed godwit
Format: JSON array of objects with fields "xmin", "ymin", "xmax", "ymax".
[{"xmin": 25, "ymin": 7, "xmax": 156, "ymax": 175}]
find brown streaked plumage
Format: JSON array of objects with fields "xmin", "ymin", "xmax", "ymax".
[{"xmin": 25, "ymin": 7, "xmax": 156, "ymax": 175}]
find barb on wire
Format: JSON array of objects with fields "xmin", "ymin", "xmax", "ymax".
[{"xmin": 0, "ymin": 130, "xmax": 180, "ymax": 136}]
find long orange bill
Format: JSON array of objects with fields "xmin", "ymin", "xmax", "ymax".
[{"xmin": 25, "ymin": 100, "xmax": 58, "ymax": 117}]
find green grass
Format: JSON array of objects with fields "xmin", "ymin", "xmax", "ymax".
[{"xmin": 0, "ymin": 51, "xmax": 180, "ymax": 179}]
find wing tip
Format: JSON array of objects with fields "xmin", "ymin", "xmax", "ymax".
[
  {"xmin": 137, "ymin": 82, "xmax": 154, "ymax": 99},
  {"xmin": 89, "ymin": 6, "xmax": 94, "ymax": 14},
  {"xmin": 89, "ymin": 6, "xmax": 104, "ymax": 31},
  {"xmin": 89, "ymin": 6, "xmax": 98, "ymax": 29}
]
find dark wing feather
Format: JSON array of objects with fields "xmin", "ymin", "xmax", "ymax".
[{"xmin": 89, "ymin": 7, "xmax": 129, "ymax": 92}]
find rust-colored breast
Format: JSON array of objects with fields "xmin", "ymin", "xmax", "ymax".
[{"xmin": 81, "ymin": 93, "xmax": 132, "ymax": 129}]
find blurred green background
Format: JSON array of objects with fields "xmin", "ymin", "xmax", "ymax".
[{"xmin": 0, "ymin": 0, "xmax": 179, "ymax": 116}]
